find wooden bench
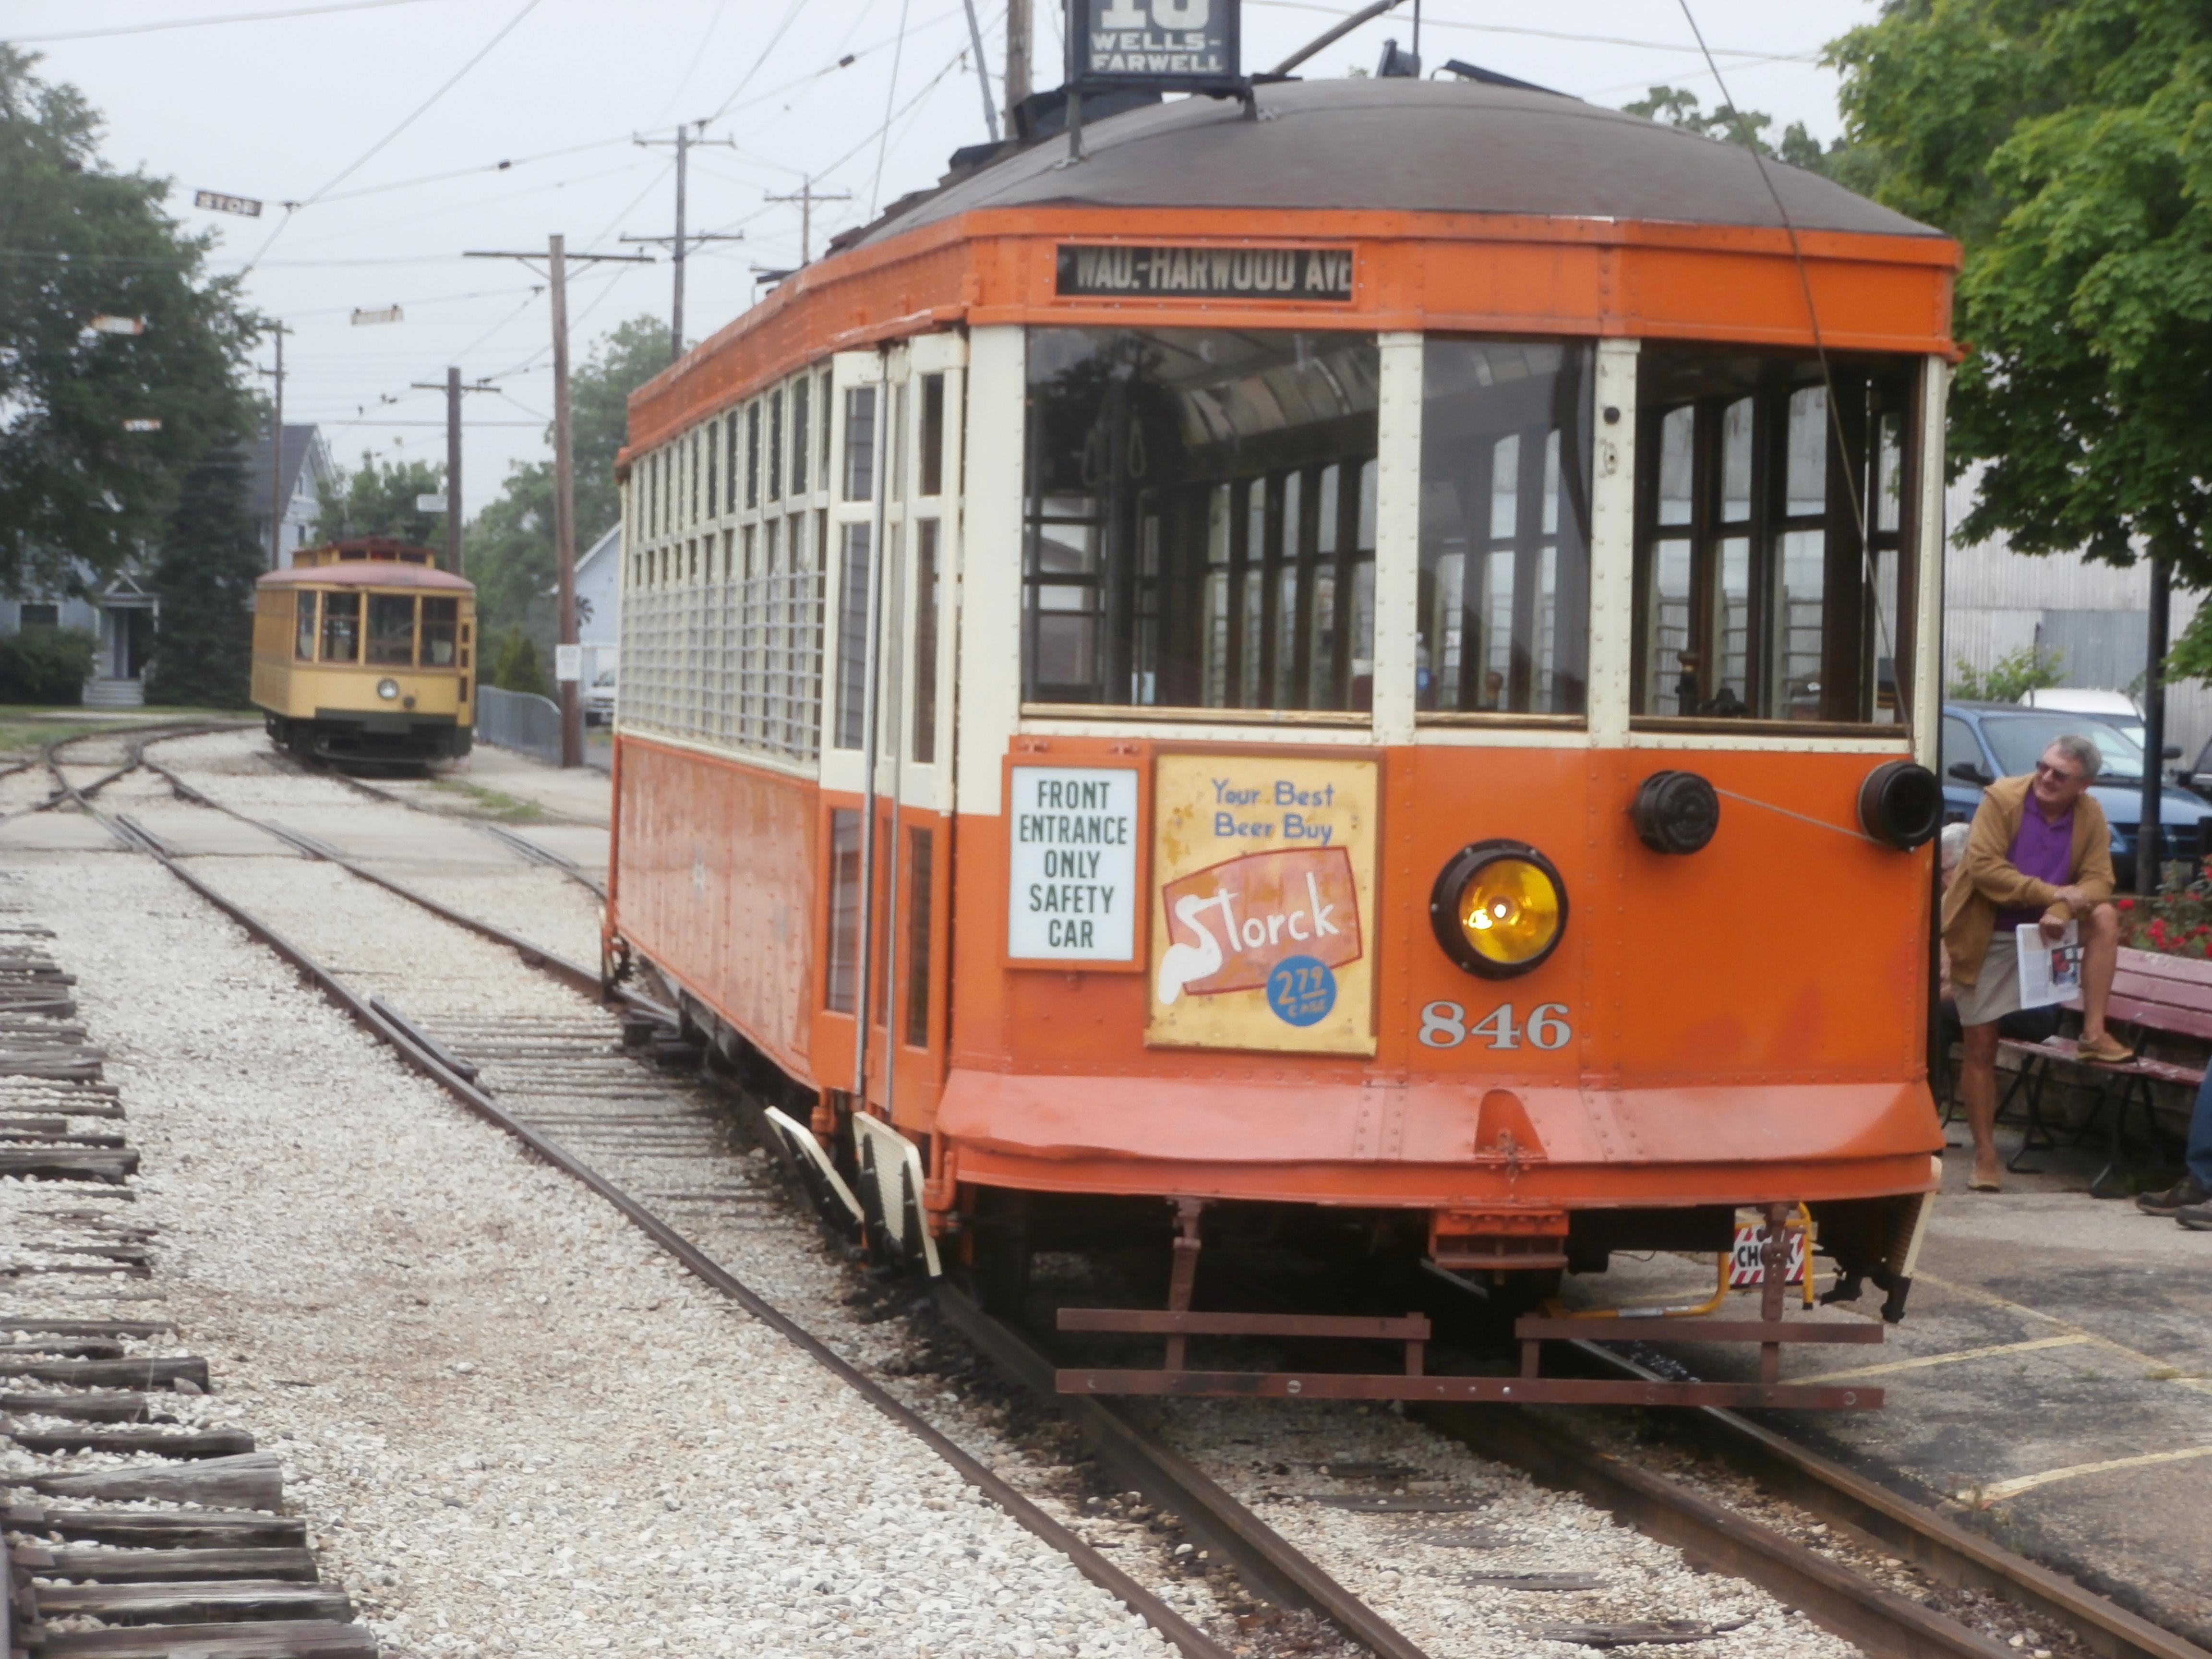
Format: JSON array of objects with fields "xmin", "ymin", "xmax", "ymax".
[{"xmin": 1989, "ymin": 945, "xmax": 2211, "ymax": 1193}]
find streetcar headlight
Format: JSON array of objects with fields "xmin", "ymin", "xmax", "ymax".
[
  {"xmin": 376, "ymin": 677, "xmax": 400, "ymax": 701},
  {"xmin": 1429, "ymin": 841, "xmax": 1568, "ymax": 978}
]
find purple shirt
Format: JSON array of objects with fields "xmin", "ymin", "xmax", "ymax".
[{"xmin": 1994, "ymin": 802, "xmax": 2075, "ymax": 932}]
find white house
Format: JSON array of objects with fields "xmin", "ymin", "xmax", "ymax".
[
  {"xmin": 248, "ymin": 423, "xmax": 335, "ymax": 569},
  {"xmin": 575, "ymin": 521, "xmax": 621, "ymax": 683}
]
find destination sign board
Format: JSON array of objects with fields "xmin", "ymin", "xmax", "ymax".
[
  {"xmin": 1057, "ymin": 243, "xmax": 1355, "ymax": 301},
  {"xmin": 1073, "ymin": 0, "xmax": 1238, "ymax": 87}
]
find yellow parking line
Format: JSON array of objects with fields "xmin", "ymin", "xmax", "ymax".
[
  {"xmin": 1974, "ymin": 1444, "xmax": 2212, "ymax": 1504},
  {"xmin": 1913, "ymin": 1271, "xmax": 2212, "ymax": 1398},
  {"xmin": 1795, "ymin": 1334, "xmax": 2090, "ymax": 1385}
]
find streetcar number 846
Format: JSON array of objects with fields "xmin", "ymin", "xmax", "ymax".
[{"xmin": 1419, "ymin": 1001, "xmax": 1571, "ymax": 1050}]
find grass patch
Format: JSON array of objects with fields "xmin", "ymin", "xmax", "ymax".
[
  {"xmin": 428, "ymin": 777, "xmax": 546, "ymax": 822},
  {"xmin": 0, "ymin": 706, "xmax": 257, "ymax": 760}
]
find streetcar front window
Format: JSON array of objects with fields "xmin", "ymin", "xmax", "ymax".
[
  {"xmin": 1418, "ymin": 338, "xmax": 1594, "ymax": 718},
  {"xmin": 421, "ymin": 597, "xmax": 458, "ymax": 667},
  {"xmin": 294, "ymin": 591, "xmax": 318, "ymax": 661},
  {"xmin": 366, "ymin": 594, "xmax": 416, "ymax": 665},
  {"xmin": 1632, "ymin": 348, "xmax": 1919, "ymax": 726},
  {"xmin": 1022, "ymin": 326, "xmax": 1380, "ymax": 713},
  {"xmin": 320, "ymin": 591, "xmax": 361, "ymax": 662}
]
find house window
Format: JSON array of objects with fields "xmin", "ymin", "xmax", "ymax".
[
  {"xmin": 1632, "ymin": 348, "xmax": 1917, "ymax": 725},
  {"xmin": 19, "ymin": 603, "xmax": 58, "ymax": 627}
]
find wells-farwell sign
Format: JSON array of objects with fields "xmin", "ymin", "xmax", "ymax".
[
  {"xmin": 1058, "ymin": 244, "xmax": 1355, "ymax": 301},
  {"xmin": 1074, "ymin": 0, "xmax": 1238, "ymax": 86}
]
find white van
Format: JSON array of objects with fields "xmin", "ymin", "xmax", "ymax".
[{"xmin": 2020, "ymin": 687, "xmax": 2145, "ymax": 749}]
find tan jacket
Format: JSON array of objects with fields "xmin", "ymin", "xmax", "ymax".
[{"xmin": 1941, "ymin": 773, "xmax": 2114, "ymax": 986}]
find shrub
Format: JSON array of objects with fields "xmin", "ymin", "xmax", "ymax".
[
  {"xmin": 489, "ymin": 628, "xmax": 549, "ymax": 698},
  {"xmin": 0, "ymin": 625, "xmax": 95, "ymax": 704},
  {"xmin": 1947, "ymin": 644, "xmax": 2067, "ymax": 704}
]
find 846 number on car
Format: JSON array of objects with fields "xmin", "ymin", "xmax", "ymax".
[{"xmin": 1419, "ymin": 1001, "xmax": 1571, "ymax": 1050}]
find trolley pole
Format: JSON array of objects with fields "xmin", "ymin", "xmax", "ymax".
[{"xmin": 465, "ymin": 237, "xmax": 653, "ymax": 768}]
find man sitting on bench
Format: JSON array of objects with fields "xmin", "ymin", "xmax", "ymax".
[{"xmin": 1943, "ymin": 733, "xmax": 2132, "ymax": 1192}]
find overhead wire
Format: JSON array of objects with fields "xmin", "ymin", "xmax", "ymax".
[
  {"xmin": 1672, "ymin": 0, "xmax": 1897, "ymax": 736},
  {"xmin": 869, "ymin": 0, "xmax": 917, "ymax": 217},
  {"xmin": 236, "ymin": 0, "xmax": 546, "ymax": 275},
  {"xmin": 702, "ymin": 0, "xmax": 811, "ymax": 124},
  {"xmin": 4, "ymin": 0, "xmax": 434, "ymax": 45}
]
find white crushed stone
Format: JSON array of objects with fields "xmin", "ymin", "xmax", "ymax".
[{"xmin": 8, "ymin": 855, "xmax": 1176, "ymax": 1659}]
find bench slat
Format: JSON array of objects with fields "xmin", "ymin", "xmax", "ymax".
[{"xmin": 2117, "ymin": 946, "xmax": 2212, "ymax": 987}]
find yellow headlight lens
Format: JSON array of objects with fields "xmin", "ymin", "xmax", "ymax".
[{"xmin": 1455, "ymin": 857, "xmax": 1562, "ymax": 967}]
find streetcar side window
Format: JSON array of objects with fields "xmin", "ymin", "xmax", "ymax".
[
  {"xmin": 1631, "ymin": 348, "xmax": 1919, "ymax": 726},
  {"xmin": 790, "ymin": 375, "xmax": 810, "ymax": 498},
  {"xmin": 320, "ymin": 591, "xmax": 361, "ymax": 662},
  {"xmin": 294, "ymin": 591, "xmax": 318, "ymax": 661},
  {"xmin": 918, "ymin": 373, "xmax": 945, "ymax": 498},
  {"xmin": 1022, "ymin": 326, "xmax": 1380, "ymax": 712},
  {"xmin": 421, "ymin": 597, "xmax": 458, "ymax": 667},
  {"xmin": 1417, "ymin": 338, "xmax": 1593, "ymax": 718},
  {"xmin": 913, "ymin": 518, "xmax": 939, "ymax": 764},
  {"xmin": 834, "ymin": 523, "xmax": 872, "ymax": 748},
  {"xmin": 825, "ymin": 809, "xmax": 862, "ymax": 1013},
  {"xmin": 746, "ymin": 402, "xmax": 761, "ymax": 509},
  {"xmin": 843, "ymin": 387, "xmax": 876, "ymax": 501},
  {"xmin": 366, "ymin": 593, "xmax": 416, "ymax": 666},
  {"xmin": 904, "ymin": 826, "xmax": 933, "ymax": 1048}
]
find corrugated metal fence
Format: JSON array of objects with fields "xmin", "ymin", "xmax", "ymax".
[{"xmin": 475, "ymin": 686, "xmax": 562, "ymax": 766}]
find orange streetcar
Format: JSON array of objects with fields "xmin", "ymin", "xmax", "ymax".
[{"xmin": 608, "ymin": 79, "xmax": 1957, "ymax": 1408}]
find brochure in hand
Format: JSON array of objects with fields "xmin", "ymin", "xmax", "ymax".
[{"xmin": 2016, "ymin": 920, "xmax": 2083, "ymax": 1010}]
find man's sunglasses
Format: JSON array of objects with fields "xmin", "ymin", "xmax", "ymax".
[{"xmin": 2035, "ymin": 760, "xmax": 2084, "ymax": 782}]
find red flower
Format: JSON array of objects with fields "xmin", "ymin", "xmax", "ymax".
[{"xmin": 2118, "ymin": 898, "xmax": 2136, "ymax": 910}]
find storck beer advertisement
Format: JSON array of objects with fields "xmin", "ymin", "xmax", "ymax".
[{"xmin": 1147, "ymin": 754, "xmax": 1378, "ymax": 1055}]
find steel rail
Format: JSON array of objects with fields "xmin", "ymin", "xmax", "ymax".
[
  {"xmin": 271, "ymin": 749, "xmax": 610, "ymax": 901},
  {"xmin": 133, "ymin": 744, "xmax": 667, "ymax": 1024},
  {"xmin": 5, "ymin": 721, "xmax": 244, "ymax": 822},
  {"xmin": 935, "ymin": 1281, "xmax": 1437, "ymax": 1659},
  {"xmin": 1552, "ymin": 1338, "xmax": 2212, "ymax": 1659},
  {"xmin": 97, "ymin": 807, "xmax": 1235, "ymax": 1659}
]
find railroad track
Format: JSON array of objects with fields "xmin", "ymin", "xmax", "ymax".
[
  {"xmin": 57, "ymin": 734, "xmax": 2212, "ymax": 1659},
  {"xmin": 0, "ymin": 918, "xmax": 376, "ymax": 1658}
]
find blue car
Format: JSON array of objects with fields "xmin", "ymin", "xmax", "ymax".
[{"xmin": 1940, "ymin": 702, "xmax": 2212, "ymax": 889}]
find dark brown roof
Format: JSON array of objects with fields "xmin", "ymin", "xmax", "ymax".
[{"xmin": 864, "ymin": 78, "xmax": 1936, "ymax": 243}]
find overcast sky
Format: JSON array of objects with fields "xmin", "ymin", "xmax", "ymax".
[{"xmin": 13, "ymin": 0, "xmax": 1883, "ymax": 514}]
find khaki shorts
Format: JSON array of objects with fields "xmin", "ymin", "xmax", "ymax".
[{"xmin": 1954, "ymin": 927, "xmax": 2023, "ymax": 1028}]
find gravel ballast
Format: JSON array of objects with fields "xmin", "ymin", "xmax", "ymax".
[{"xmin": 7, "ymin": 854, "xmax": 1175, "ymax": 1659}]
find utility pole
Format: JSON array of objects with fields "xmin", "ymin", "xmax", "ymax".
[
  {"xmin": 407, "ymin": 369, "xmax": 495, "ymax": 576},
  {"xmin": 465, "ymin": 236, "xmax": 654, "ymax": 768},
  {"xmin": 2141, "ymin": 557, "xmax": 2172, "ymax": 898},
  {"xmin": 257, "ymin": 323, "xmax": 288, "ymax": 569},
  {"xmin": 626, "ymin": 122, "xmax": 743, "ymax": 357},
  {"xmin": 764, "ymin": 177, "xmax": 853, "ymax": 265},
  {"xmin": 1004, "ymin": 0, "xmax": 1032, "ymax": 132}
]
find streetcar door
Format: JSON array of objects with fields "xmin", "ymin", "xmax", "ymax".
[{"xmin": 824, "ymin": 336, "xmax": 963, "ymax": 1132}]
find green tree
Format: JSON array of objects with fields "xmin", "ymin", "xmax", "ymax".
[
  {"xmin": 0, "ymin": 47, "xmax": 260, "ymax": 596},
  {"xmin": 465, "ymin": 314, "xmax": 669, "ymax": 649},
  {"xmin": 314, "ymin": 449, "xmax": 446, "ymax": 546},
  {"xmin": 0, "ymin": 625, "xmax": 94, "ymax": 704},
  {"xmin": 1834, "ymin": 2, "xmax": 2212, "ymax": 666},
  {"xmin": 1622, "ymin": 84, "xmax": 1870, "ymax": 185},
  {"xmin": 144, "ymin": 445, "xmax": 262, "ymax": 709}
]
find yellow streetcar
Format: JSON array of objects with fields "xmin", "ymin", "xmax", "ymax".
[{"xmin": 251, "ymin": 536, "xmax": 476, "ymax": 765}]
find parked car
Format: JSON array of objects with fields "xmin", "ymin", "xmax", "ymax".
[
  {"xmin": 584, "ymin": 665, "xmax": 617, "ymax": 726},
  {"xmin": 1941, "ymin": 701, "xmax": 2212, "ymax": 889},
  {"xmin": 2019, "ymin": 686, "xmax": 2147, "ymax": 750}
]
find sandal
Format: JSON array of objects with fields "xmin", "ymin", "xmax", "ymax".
[
  {"xmin": 2076, "ymin": 1033, "xmax": 2136, "ymax": 1064},
  {"xmin": 1968, "ymin": 1172, "xmax": 2003, "ymax": 1192}
]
